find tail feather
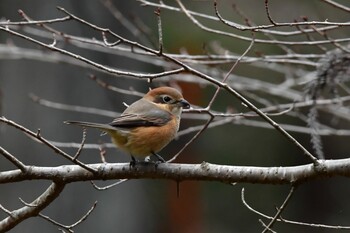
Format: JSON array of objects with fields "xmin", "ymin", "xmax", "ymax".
[{"xmin": 64, "ymin": 121, "xmax": 116, "ymax": 131}]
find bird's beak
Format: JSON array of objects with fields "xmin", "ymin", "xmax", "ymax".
[{"xmin": 178, "ymin": 99, "xmax": 190, "ymax": 109}]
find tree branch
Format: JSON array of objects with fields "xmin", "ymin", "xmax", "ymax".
[
  {"xmin": 241, "ymin": 188, "xmax": 350, "ymax": 230},
  {"xmin": 0, "ymin": 158, "xmax": 349, "ymax": 185},
  {"xmin": 0, "ymin": 182, "xmax": 65, "ymax": 232}
]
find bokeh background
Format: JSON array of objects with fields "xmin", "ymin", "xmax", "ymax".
[{"xmin": 1, "ymin": 0, "xmax": 350, "ymax": 232}]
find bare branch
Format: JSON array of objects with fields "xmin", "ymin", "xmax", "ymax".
[
  {"xmin": 169, "ymin": 31, "xmax": 255, "ymax": 162},
  {"xmin": 0, "ymin": 146, "xmax": 27, "ymax": 172},
  {"xmin": 72, "ymin": 127, "xmax": 87, "ymax": 161},
  {"xmin": 0, "ymin": 117, "xmax": 97, "ymax": 173},
  {"xmin": 259, "ymin": 219, "xmax": 276, "ymax": 233},
  {"xmin": 321, "ymin": 0, "xmax": 350, "ymax": 12},
  {"xmin": 172, "ymin": 0, "xmax": 350, "ymax": 45},
  {"xmin": 39, "ymin": 201, "xmax": 97, "ymax": 232},
  {"xmin": 143, "ymin": 0, "xmax": 348, "ymax": 35},
  {"xmin": 0, "ymin": 14, "xmax": 71, "ymax": 26},
  {"xmin": 89, "ymin": 74, "xmax": 144, "ymax": 97},
  {"xmin": 0, "ymin": 182, "xmax": 65, "ymax": 232},
  {"xmin": 241, "ymin": 188, "xmax": 350, "ymax": 230},
  {"xmin": 3, "ymin": 7, "xmax": 321, "ymax": 163},
  {"xmin": 264, "ymin": 0, "xmax": 277, "ymax": 25},
  {"xmin": 91, "ymin": 179, "xmax": 127, "ymax": 190},
  {"xmin": 262, "ymin": 186, "xmax": 296, "ymax": 232},
  {"xmin": 168, "ymin": 117, "xmax": 213, "ymax": 163},
  {"xmin": 0, "ymin": 159, "xmax": 350, "ymax": 185},
  {"xmin": 0, "ymin": 204, "xmax": 12, "ymax": 216},
  {"xmin": 100, "ymin": 0, "xmax": 150, "ymax": 43},
  {"xmin": 154, "ymin": 7, "xmax": 163, "ymax": 54},
  {"xmin": 1, "ymin": 2, "xmax": 350, "ymax": 231},
  {"xmin": 0, "ymin": 25, "xmax": 184, "ymax": 80},
  {"xmin": 49, "ymin": 141, "xmax": 115, "ymax": 149},
  {"xmin": 29, "ymin": 93, "xmax": 118, "ymax": 117}
]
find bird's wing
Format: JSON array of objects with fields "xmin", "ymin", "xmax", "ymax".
[{"xmin": 109, "ymin": 99, "xmax": 172, "ymax": 128}]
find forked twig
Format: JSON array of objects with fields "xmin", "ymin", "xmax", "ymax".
[
  {"xmin": 39, "ymin": 201, "xmax": 97, "ymax": 232},
  {"xmin": 241, "ymin": 188, "xmax": 350, "ymax": 230},
  {"xmin": 262, "ymin": 186, "xmax": 296, "ymax": 233},
  {"xmin": 0, "ymin": 182, "xmax": 65, "ymax": 232},
  {"xmin": 169, "ymin": 30, "xmax": 255, "ymax": 162},
  {"xmin": 0, "ymin": 116, "xmax": 96, "ymax": 173}
]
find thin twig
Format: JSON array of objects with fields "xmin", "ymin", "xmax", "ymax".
[
  {"xmin": 0, "ymin": 182, "xmax": 65, "ymax": 232},
  {"xmin": 168, "ymin": 117, "xmax": 213, "ymax": 163},
  {"xmin": 259, "ymin": 219, "xmax": 276, "ymax": 233},
  {"xmin": 170, "ymin": 0, "xmax": 350, "ymax": 45},
  {"xmin": 0, "ymin": 204, "xmax": 12, "ymax": 216},
  {"xmin": 0, "ymin": 146, "xmax": 27, "ymax": 172},
  {"xmin": 0, "ymin": 25, "xmax": 184, "ymax": 79},
  {"xmin": 0, "ymin": 116, "xmax": 97, "ymax": 173},
  {"xmin": 169, "ymin": 31, "xmax": 255, "ymax": 162},
  {"xmin": 72, "ymin": 127, "xmax": 87, "ymax": 161},
  {"xmin": 100, "ymin": 0, "xmax": 152, "ymax": 45},
  {"xmin": 30, "ymin": 93, "xmax": 119, "ymax": 117},
  {"xmin": 143, "ymin": 0, "xmax": 348, "ymax": 34},
  {"xmin": 0, "ymin": 14, "xmax": 71, "ymax": 26},
  {"xmin": 241, "ymin": 188, "xmax": 350, "ymax": 230},
  {"xmin": 89, "ymin": 74, "xmax": 144, "ymax": 97},
  {"xmin": 262, "ymin": 186, "xmax": 296, "ymax": 233},
  {"xmin": 155, "ymin": 7, "xmax": 163, "ymax": 54},
  {"xmin": 264, "ymin": 0, "xmax": 277, "ymax": 25},
  {"xmin": 39, "ymin": 201, "xmax": 97, "ymax": 232},
  {"xmin": 225, "ymin": 86, "xmax": 319, "ymax": 164},
  {"xmin": 90, "ymin": 179, "xmax": 128, "ymax": 190},
  {"xmin": 321, "ymin": 0, "xmax": 350, "ymax": 12}
]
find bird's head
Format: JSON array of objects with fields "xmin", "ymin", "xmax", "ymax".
[{"xmin": 144, "ymin": 87, "xmax": 190, "ymax": 115}]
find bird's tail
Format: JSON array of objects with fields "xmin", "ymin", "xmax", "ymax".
[{"xmin": 64, "ymin": 121, "xmax": 117, "ymax": 131}]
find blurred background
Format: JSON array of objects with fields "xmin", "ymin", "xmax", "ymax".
[{"xmin": 1, "ymin": 0, "xmax": 350, "ymax": 232}]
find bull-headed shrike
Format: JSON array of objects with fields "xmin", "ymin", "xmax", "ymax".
[{"xmin": 65, "ymin": 87, "xmax": 190, "ymax": 164}]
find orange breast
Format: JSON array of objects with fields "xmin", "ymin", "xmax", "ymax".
[{"xmin": 110, "ymin": 116, "xmax": 179, "ymax": 158}]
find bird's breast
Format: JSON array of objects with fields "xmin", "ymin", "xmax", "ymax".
[{"xmin": 124, "ymin": 117, "xmax": 179, "ymax": 158}]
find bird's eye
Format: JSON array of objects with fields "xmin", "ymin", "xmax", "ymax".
[{"xmin": 162, "ymin": 95, "xmax": 172, "ymax": 103}]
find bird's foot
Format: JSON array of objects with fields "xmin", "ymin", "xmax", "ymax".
[{"xmin": 129, "ymin": 156, "xmax": 138, "ymax": 168}]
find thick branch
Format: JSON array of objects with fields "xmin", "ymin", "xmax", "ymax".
[
  {"xmin": 0, "ymin": 159, "xmax": 350, "ymax": 185},
  {"xmin": 0, "ymin": 182, "xmax": 65, "ymax": 232}
]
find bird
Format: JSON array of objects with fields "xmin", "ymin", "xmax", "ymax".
[{"xmin": 65, "ymin": 86, "xmax": 190, "ymax": 164}]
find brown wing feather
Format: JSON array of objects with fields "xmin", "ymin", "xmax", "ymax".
[{"xmin": 109, "ymin": 98, "xmax": 172, "ymax": 128}]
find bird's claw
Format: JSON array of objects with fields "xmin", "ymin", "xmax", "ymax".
[{"xmin": 129, "ymin": 156, "xmax": 138, "ymax": 168}]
